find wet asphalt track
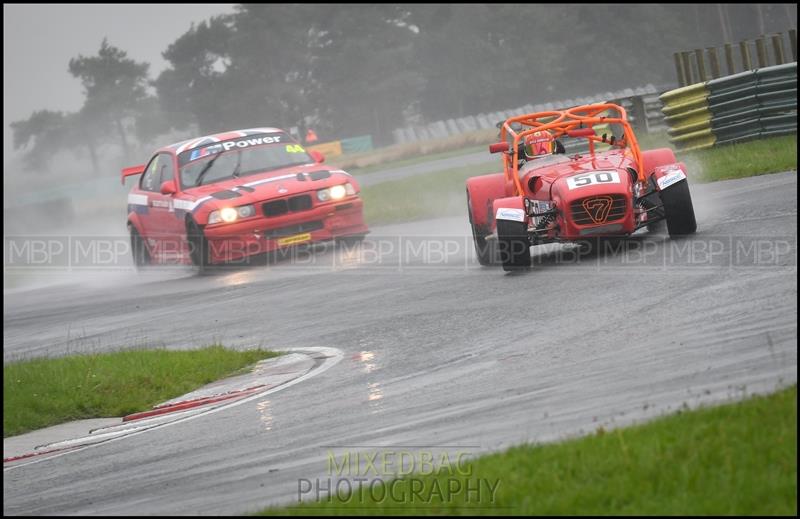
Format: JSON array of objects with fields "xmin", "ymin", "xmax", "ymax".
[{"xmin": 3, "ymin": 171, "xmax": 797, "ymax": 515}]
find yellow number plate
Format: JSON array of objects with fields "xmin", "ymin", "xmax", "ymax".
[{"xmin": 277, "ymin": 233, "xmax": 312, "ymax": 246}]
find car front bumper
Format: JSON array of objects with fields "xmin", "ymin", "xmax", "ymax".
[{"xmin": 202, "ymin": 197, "xmax": 368, "ymax": 264}]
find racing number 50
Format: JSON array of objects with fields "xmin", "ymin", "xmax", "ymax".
[{"xmin": 568, "ymin": 171, "xmax": 620, "ymax": 189}]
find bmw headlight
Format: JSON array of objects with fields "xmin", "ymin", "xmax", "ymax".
[
  {"xmin": 208, "ymin": 204, "xmax": 255, "ymax": 225},
  {"xmin": 317, "ymin": 183, "xmax": 356, "ymax": 202}
]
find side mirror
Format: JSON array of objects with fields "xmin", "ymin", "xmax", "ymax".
[
  {"xmin": 489, "ymin": 142, "xmax": 510, "ymax": 154},
  {"xmin": 309, "ymin": 150, "xmax": 325, "ymax": 164},
  {"xmin": 160, "ymin": 180, "xmax": 177, "ymax": 195}
]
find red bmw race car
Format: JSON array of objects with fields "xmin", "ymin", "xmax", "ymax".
[
  {"xmin": 122, "ymin": 127, "xmax": 368, "ymax": 268},
  {"xmin": 466, "ymin": 103, "xmax": 697, "ymax": 271}
]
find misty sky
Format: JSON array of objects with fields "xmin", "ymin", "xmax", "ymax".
[{"xmin": 3, "ymin": 3, "xmax": 235, "ymax": 158}]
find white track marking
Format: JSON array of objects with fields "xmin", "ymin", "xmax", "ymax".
[{"xmin": 4, "ymin": 347, "xmax": 343, "ymax": 472}]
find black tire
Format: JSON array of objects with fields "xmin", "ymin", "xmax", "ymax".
[
  {"xmin": 497, "ymin": 219, "xmax": 531, "ymax": 271},
  {"xmin": 186, "ymin": 219, "xmax": 211, "ymax": 270},
  {"xmin": 660, "ymin": 179, "xmax": 697, "ymax": 237},
  {"xmin": 129, "ymin": 225, "xmax": 151, "ymax": 269},
  {"xmin": 467, "ymin": 190, "xmax": 499, "ymax": 266}
]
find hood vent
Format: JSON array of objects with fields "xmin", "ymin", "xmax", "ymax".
[
  {"xmin": 210, "ymin": 190, "xmax": 242, "ymax": 200},
  {"xmin": 309, "ymin": 170, "xmax": 331, "ymax": 181}
]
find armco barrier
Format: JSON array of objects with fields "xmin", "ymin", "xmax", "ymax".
[
  {"xmin": 391, "ymin": 84, "xmax": 668, "ymax": 145},
  {"xmin": 661, "ymin": 62, "xmax": 797, "ymax": 151},
  {"xmin": 339, "ymin": 135, "xmax": 373, "ymax": 154}
]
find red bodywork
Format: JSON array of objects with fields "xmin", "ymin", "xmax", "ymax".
[
  {"xmin": 124, "ymin": 127, "xmax": 368, "ymax": 265},
  {"xmin": 468, "ymin": 104, "xmax": 686, "ymax": 243}
]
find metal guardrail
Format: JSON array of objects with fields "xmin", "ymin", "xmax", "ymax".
[
  {"xmin": 390, "ymin": 84, "xmax": 668, "ymax": 145},
  {"xmin": 614, "ymin": 93, "xmax": 668, "ymax": 134},
  {"xmin": 660, "ymin": 62, "xmax": 797, "ymax": 151}
]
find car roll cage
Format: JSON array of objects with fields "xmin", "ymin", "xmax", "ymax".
[{"xmin": 498, "ymin": 103, "xmax": 645, "ymax": 196}]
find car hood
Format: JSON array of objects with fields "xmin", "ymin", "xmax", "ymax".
[
  {"xmin": 179, "ymin": 163, "xmax": 356, "ymax": 209},
  {"xmin": 521, "ymin": 148, "xmax": 635, "ymax": 181}
]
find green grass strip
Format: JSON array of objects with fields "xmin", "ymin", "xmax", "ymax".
[
  {"xmin": 349, "ymin": 145, "xmax": 488, "ymax": 176},
  {"xmin": 361, "ymin": 161, "xmax": 497, "ymax": 226},
  {"xmin": 4, "ymin": 345, "xmax": 279, "ymax": 437},
  {"xmin": 684, "ymin": 134, "xmax": 797, "ymax": 182},
  {"xmin": 260, "ymin": 385, "xmax": 797, "ymax": 515}
]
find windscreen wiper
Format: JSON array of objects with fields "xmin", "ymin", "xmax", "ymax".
[
  {"xmin": 231, "ymin": 151, "xmax": 242, "ymax": 179},
  {"xmin": 195, "ymin": 150, "xmax": 229, "ymax": 187}
]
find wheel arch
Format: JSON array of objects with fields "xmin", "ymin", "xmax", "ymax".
[
  {"xmin": 466, "ymin": 173, "xmax": 506, "ymax": 231},
  {"xmin": 641, "ymin": 148, "xmax": 677, "ymax": 176}
]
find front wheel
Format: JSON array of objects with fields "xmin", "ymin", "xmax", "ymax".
[
  {"xmin": 497, "ymin": 219, "xmax": 531, "ymax": 272},
  {"xmin": 186, "ymin": 219, "xmax": 211, "ymax": 270},
  {"xmin": 660, "ymin": 180, "xmax": 697, "ymax": 237},
  {"xmin": 467, "ymin": 190, "xmax": 499, "ymax": 266},
  {"xmin": 129, "ymin": 225, "xmax": 151, "ymax": 269}
]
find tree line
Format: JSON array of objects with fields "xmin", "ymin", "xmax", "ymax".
[{"xmin": 10, "ymin": 3, "xmax": 795, "ymax": 173}]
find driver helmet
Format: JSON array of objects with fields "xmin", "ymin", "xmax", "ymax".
[{"xmin": 524, "ymin": 131, "xmax": 554, "ymax": 159}]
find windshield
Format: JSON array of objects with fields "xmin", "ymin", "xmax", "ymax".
[{"xmin": 178, "ymin": 136, "xmax": 312, "ymax": 189}]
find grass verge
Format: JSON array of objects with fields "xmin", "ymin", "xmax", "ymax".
[
  {"xmin": 329, "ymin": 129, "xmax": 497, "ymax": 172},
  {"xmin": 361, "ymin": 134, "xmax": 796, "ymax": 226},
  {"xmin": 348, "ymin": 145, "xmax": 487, "ymax": 176},
  {"xmin": 684, "ymin": 134, "xmax": 797, "ymax": 182},
  {"xmin": 260, "ymin": 385, "xmax": 797, "ymax": 515},
  {"xmin": 361, "ymin": 161, "xmax": 497, "ymax": 226},
  {"xmin": 3, "ymin": 345, "xmax": 279, "ymax": 437}
]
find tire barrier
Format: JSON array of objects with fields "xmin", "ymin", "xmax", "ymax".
[{"xmin": 660, "ymin": 62, "xmax": 797, "ymax": 151}]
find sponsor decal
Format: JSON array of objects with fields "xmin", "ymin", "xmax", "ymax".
[
  {"xmin": 190, "ymin": 144, "xmax": 223, "ymax": 161},
  {"xmin": 173, "ymin": 198, "xmax": 200, "ymax": 211},
  {"xmin": 178, "ymin": 133, "xmax": 287, "ymax": 165},
  {"xmin": 495, "ymin": 208, "xmax": 525, "ymax": 222},
  {"xmin": 581, "ymin": 196, "xmax": 614, "ymax": 224},
  {"xmin": 277, "ymin": 232, "xmax": 312, "ymax": 246},
  {"xmin": 657, "ymin": 169, "xmax": 686, "ymax": 190},
  {"xmin": 566, "ymin": 171, "xmax": 621, "ymax": 190},
  {"xmin": 127, "ymin": 193, "xmax": 149, "ymax": 206},
  {"xmin": 221, "ymin": 135, "xmax": 283, "ymax": 151}
]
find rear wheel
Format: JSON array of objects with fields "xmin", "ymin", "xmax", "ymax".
[
  {"xmin": 660, "ymin": 180, "xmax": 697, "ymax": 237},
  {"xmin": 129, "ymin": 225, "xmax": 151, "ymax": 269},
  {"xmin": 467, "ymin": 190, "xmax": 499, "ymax": 266},
  {"xmin": 186, "ymin": 219, "xmax": 211, "ymax": 270},
  {"xmin": 497, "ymin": 219, "xmax": 531, "ymax": 271}
]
